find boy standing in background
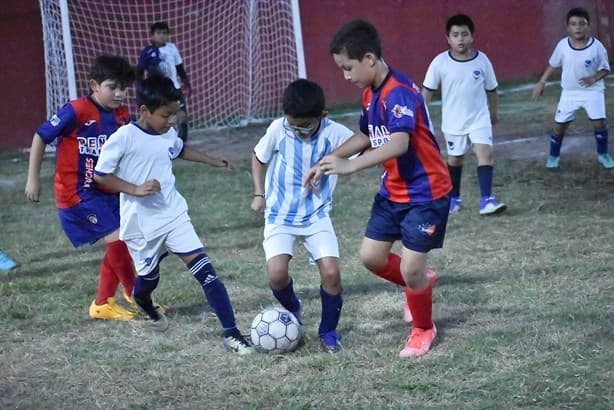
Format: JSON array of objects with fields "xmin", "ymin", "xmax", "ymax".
[
  {"xmin": 138, "ymin": 21, "xmax": 192, "ymax": 142},
  {"xmin": 532, "ymin": 7, "xmax": 613, "ymax": 169},
  {"xmin": 422, "ymin": 14, "xmax": 506, "ymax": 215}
]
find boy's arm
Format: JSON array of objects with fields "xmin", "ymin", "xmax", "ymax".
[
  {"xmin": 319, "ymin": 131, "xmax": 408, "ymax": 176},
  {"xmin": 421, "ymin": 88, "xmax": 434, "ymax": 105},
  {"xmin": 579, "ymin": 69, "xmax": 610, "ymax": 87},
  {"xmin": 24, "ymin": 133, "xmax": 47, "ymax": 202},
  {"xmin": 93, "ymin": 173, "xmax": 161, "ymax": 197},
  {"xmin": 532, "ymin": 65, "xmax": 557, "ymax": 100},
  {"xmin": 176, "ymin": 64, "xmax": 191, "ymax": 97},
  {"xmin": 487, "ymin": 90, "xmax": 499, "ymax": 125},
  {"xmin": 179, "ymin": 146, "xmax": 234, "ymax": 170},
  {"xmin": 250, "ymin": 152, "xmax": 267, "ymax": 214}
]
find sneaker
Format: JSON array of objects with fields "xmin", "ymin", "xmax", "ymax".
[
  {"xmin": 597, "ymin": 153, "xmax": 614, "ymax": 169},
  {"xmin": 0, "ymin": 250, "xmax": 17, "ymax": 272},
  {"xmin": 399, "ymin": 324, "xmax": 437, "ymax": 358},
  {"xmin": 449, "ymin": 196, "xmax": 462, "ymax": 214},
  {"xmin": 89, "ymin": 297, "xmax": 136, "ymax": 320},
  {"xmin": 123, "ymin": 289, "xmax": 166, "ymax": 314},
  {"xmin": 545, "ymin": 155, "xmax": 560, "ymax": 168},
  {"xmin": 149, "ymin": 311, "xmax": 169, "ymax": 332},
  {"xmin": 319, "ymin": 330, "xmax": 343, "ymax": 353},
  {"xmin": 479, "ymin": 196, "xmax": 507, "ymax": 215},
  {"xmin": 223, "ymin": 333, "xmax": 255, "ymax": 355},
  {"xmin": 403, "ymin": 269, "xmax": 438, "ymax": 323}
]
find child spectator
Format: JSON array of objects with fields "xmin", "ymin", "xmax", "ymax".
[{"xmin": 532, "ymin": 7, "xmax": 613, "ymax": 169}]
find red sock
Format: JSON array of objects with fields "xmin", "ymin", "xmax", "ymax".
[
  {"xmin": 373, "ymin": 253, "xmax": 405, "ymax": 286},
  {"xmin": 404, "ymin": 284, "xmax": 433, "ymax": 330},
  {"xmin": 96, "ymin": 257, "xmax": 119, "ymax": 305},
  {"xmin": 105, "ymin": 240, "xmax": 136, "ymax": 296}
]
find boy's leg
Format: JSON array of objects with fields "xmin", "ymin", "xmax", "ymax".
[
  {"xmin": 591, "ymin": 120, "xmax": 614, "ymax": 168},
  {"xmin": 267, "ymin": 254, "xmax": 302, "ymax": 321},
  {"xmin": 549, "ymin": 97, "xmax": 574, "ymax": 167},
  {"xmin": 444, "ymin": 133, "xmax": 469, "ymax": 214},
  {"xmin": 102, "ymin": 234, "xmax": 135, "ymax": 300},
  {"xmin": 316, "ymin": 257, "xmax": 343, "ymax": 352}
]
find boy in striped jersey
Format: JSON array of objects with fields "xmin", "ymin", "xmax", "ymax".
[
  {"xmin": 251, "ymin": 79, "xmax": 354, "ymax": 352},
  {"xmin": 313, "ymin": 20, "xmax": 452, "ymax": 358}
]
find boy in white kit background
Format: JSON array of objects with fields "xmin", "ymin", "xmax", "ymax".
[
  {"xmin": 422, "ymin": 13, "xmax": 506, "ymax": 216},
  {"xmin": 532, "ymin": 7, "xmax": 613, "ymax": 169}
]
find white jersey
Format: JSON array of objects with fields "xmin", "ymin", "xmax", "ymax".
[
  {"xmin": 158, "ymin": 42, "xmax": 183, "ymax": 89},
  {"xmin": 549, "ymin": 36, "xmax": 610, "ymax": 94},
  {"xmin": 253, "ymin": 117, "xmax": 354, "ymax": 227},
  {"xmin": 94, "ymin": 122, "xmax": 190, "ymax": 241},
  {"xmin": 423, "ymin": 50, "xmax": 498, "ymax": 135}
]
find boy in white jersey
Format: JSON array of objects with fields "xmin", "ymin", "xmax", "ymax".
[
  {"xmin": 422, "ymin": 14, "xmax": 506, "ymax": 215},
  {"xmin": 138, "ymin": 22, "xmax": 191, "ymax": 142},
  {"xmin": 532, "ymin": 7, "xmax": 613, "ymax": 169},
  {"xmin": 251, "ymin": 79, "xmax": 354, "ymax": 352},
  {"xmin": 94, "ymin": 75, "xmax": 253, "ymax": 355}
]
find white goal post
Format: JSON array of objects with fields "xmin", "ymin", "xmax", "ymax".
[{"xmin": 38, "ymin": 0, "xmax": 306, "ymax": 129}]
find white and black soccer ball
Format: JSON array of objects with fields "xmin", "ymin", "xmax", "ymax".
[{"xmin": 250, "ymin": 306, "xmax": 301, "ymax": 353}]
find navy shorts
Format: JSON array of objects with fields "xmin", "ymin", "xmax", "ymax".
[
  {"xmin": 364, "ymin": 193, "xmax": 450, "ymax": 253},
  {"xmin": 58, "ymin": 194, "xmax": 120, "ymax": 248}
]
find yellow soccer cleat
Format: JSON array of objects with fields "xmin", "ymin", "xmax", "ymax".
[{"xmin": 89, "ymin": 297, "xmax": 136, "ymax": 320}]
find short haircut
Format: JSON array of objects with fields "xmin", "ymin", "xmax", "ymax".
[
  {"xmin": 329, "ymin": 19, "xmax": 382, "ymax": 60},
  {"xmin": 446, "ymin": 14, "xmax": 474, "ymax": 34},
  {"xmin": 89, "ymin": 55, "xmax": 135, "ymax": 89},
  {"xmin": 567, "ymin": 7, "xmax": 590, "ymax": 24},
  {"xmin": 136, "ymin": 74, "xmax": 182, "ymax": 112},
  {"xmin": 150, "ymin": 21, "xmax": 170, "ymax": 34},
  {"xmin": 282, "ymin": 79, "xmax": 325, "ymax": 118}
]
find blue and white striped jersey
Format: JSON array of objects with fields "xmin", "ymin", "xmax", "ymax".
[{"xmin": 254, "ymin": 117, "xmax": 354, "ymax": 226}]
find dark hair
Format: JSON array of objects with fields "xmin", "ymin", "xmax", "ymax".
[
  {"xmin": 329, "ymin": 19, "xmax": 382, "ymax": 60},
  {"xmin": 567, "ymin": 7, "xmax": 590, "ymax": 24},
  {"xmin": 282, "ymin": 79, "xmax": 325, "ymax": 118},
  {"xmin": 446, "ymin": 14, "xmax": 474, "ymax": 34},
  {"xmin": 89, "ymin": 55, "xmax": 135, "ymax": 89},
  {"xmin": 150, "ymin": 21, "xmax": 170, "ymax": 34},
  {"xmin": 136, "ymin": 75, "xmax": 182, "ymax": 112}
]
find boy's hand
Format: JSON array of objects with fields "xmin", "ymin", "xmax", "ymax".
[
  {"xmin": 133, "ymin": 179, "xmax": 161, "ymax": 196},
  {"xmin": 319, "ymin": 155, "xmax": 353, "ymax": 176},
  {"xmin": 220, "ymin": 158, "xmax": 235, "ymax": 170},
  {"xmin": 579, "ymin": 75, "xmax": 597, "ymax": 87},
  {"xmin": 251, "ymin": 196, "xmax": 265, "ymax": 215},
  {"xmin": 181, "ymin": 84, "xmax": 192, "ymax": 98},
  {"xmin": 24, "ymin": 177, "xmax": 41, "ymax": 202},
  {"xmin": 303, "ymin": 165, "xmax": 323, "ymax": 189},
  {"xmin": 531, "ymin": 81, "xmax": 545, "ymax": 100}
]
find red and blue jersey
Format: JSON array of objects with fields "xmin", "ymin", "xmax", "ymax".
[
  {"xmin": 36, "ymin": 96, "xmax": 130, "ymax": 209},
  {"xmin": 360, "ymin": 69, "xmax": 451, "ymax": 203}
]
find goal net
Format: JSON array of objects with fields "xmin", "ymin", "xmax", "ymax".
[{"xmin": 38, "ymin": 0, "xmax": 305, "ymax": 129}]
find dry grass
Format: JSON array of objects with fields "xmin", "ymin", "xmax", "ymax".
[{"xmin": 1, "ymin": 83, "xmax": 613, "ymax": 409}]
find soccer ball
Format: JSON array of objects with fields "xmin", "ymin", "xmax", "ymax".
[{"xmin": 250, "ymin": 307, "xmax": 301, "ymax": 353}]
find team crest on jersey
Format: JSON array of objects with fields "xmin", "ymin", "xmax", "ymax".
[
  {"xmin": 472, "ymin": 70, "xmax": 481, "ymax": 79},
  {"xmin": 168, "ymin": 147, "xmax": 175, "ymax": 158},
  {"xmin": 584, "ymin": 59, "xmax": 592, "ymax": 67},
  {"xmin": 447, "ymin": 141, "xmax": 455, "ymax": 150},
  {"xmin": 391, "ymin": 104, "xmax": 414, "ymax": 119},
  {"xmin": 50, "ymin": 115, "xmax": 61, "ymax": 127},
  {"xmin": 87, "ymin": 213, "xmax": 98, "ymax": 224}
]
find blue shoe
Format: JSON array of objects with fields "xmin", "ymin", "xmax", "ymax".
[
  {"xmin": 597, "ymin": 153, "xmax": 614, "ymax": 169},
  {"xmin": 449, "ymin": 196, "xmax": 462, "ymax": 214},
  {"xmin": 479, "ymin": 196, "xmax": 507, "ymax": 215},
  {"xmin": 0, "ymin": 251, "xmax": 17, "ymax": 272},
  {"xmin": 319, "ymin": 330, "xmax": 343, "ymax": 353},
  {"xmin": 545, "ymin": 155, "xmax": 560, "ymax": 168}
]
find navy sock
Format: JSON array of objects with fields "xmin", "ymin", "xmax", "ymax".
[
  {"xmin": 447, "ymin": 164, "xmax": 462, "ymax": 198},
  {"xmin": 318, "ymin": 286, "xmax": 343, "ymax": 335},
  {"xmin": 549, "ymin": 134, "xmax": 563, "ymax": 157},
  {"xmin": 188, "ymin": 253, "xmax": 236, "ymax": 331},
  {"xmin": 271, "ymin": 279, "xmax": 301, "ymax": 318},
  {"xmin": 133, "ymin": 267, "xmax": 160, "ymax": 319},
  {"xmin": 477, "ymin": 165, "xmax": 493, "ymax": 199},
  {"xmin": 595, "ymin": 127, "xmax": 608, "ymax": 155}
]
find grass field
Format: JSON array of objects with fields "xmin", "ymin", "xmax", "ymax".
[{"xmin": 1, "ymin": 83, "xmax": 613, "ymax": 409}]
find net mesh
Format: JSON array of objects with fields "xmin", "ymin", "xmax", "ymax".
[{"xmin": 39, "ymin": 0, "xmax": 300, "ymax": 128}]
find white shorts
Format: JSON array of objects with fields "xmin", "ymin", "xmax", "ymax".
[
  {"xmin": 443, "ymin": 126, "xmax": 493, "ymax": 156},
  {"xmin": 555, "ymin": 91, "xmax": 606, "ymax": 123},
  {"xmin": 263, "ymin": 217, "xmax": 339, "ymax": 262},
  {"xmin": 125, "ymin": 220, "xmax": 204, "ymax": 276}
]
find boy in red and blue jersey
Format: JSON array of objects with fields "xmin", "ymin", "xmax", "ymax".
[
  {"xmin": 25, "ymin": 55, "xmax": 139, "ymax": 321},
  {"xmin": 306, "ymin": 19, "xmax": 451, "ymax": 358}
]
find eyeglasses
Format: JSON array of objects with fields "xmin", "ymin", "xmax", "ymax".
[{"xmin": 283, "ymin": 118, "xmax": 320, "ymax": 137}]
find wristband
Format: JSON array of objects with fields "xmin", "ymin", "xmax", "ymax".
[{"xmin": 253, "ymin": 194, "xmax": 265, "ymax": 198}]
